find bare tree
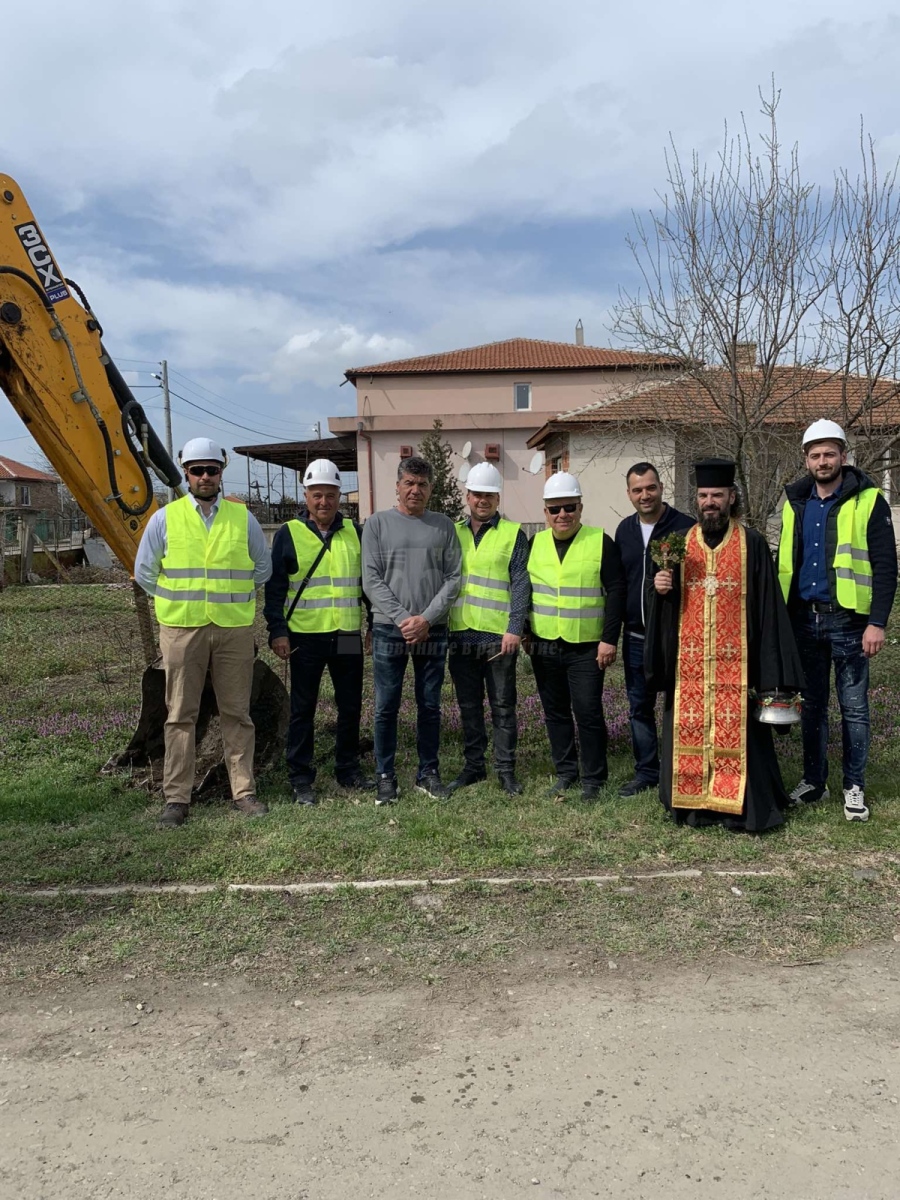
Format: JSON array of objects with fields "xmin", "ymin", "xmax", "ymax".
[{"xmin": 610, "ymin": 83, "xmax": 900, "ymax": 530}]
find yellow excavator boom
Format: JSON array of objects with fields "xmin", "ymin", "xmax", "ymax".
[{"xmin": 0, "ymin": 174, "xmax": 182, "ymax": 573}]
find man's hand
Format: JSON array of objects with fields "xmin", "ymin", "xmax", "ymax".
[
  {"xmin": 654, "ymin": 569, "xmax": 673, "ymax": 594},
  {"xmin": 862, "ymin": 624, "xmax": 885, "ymax": 658},
  {"xmin": 399, "ymin": 615, "xmax": 430, "ymax": 644},
  {"xmin": 500, "ymin": 633, "xmax": 522, "ymax": 655},
  {"xmin": 596, "ymin": 641, "xmax": 617, "ymax": 670},
  {"xmin": 271, "ymin": 636, "xmax": 291, "ymax": 661}
]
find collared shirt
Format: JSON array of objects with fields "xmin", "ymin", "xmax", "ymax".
[
  {"xmin": 451, "ymin": 512, "xmax": 531, "ymax": 645},
  {"xmin": 134, "ymin": 493, "xmax": 272, "ymax": 598},
  {"xmin": 798, "ymin": 480, "xmax": 842, "ymax": 603}
]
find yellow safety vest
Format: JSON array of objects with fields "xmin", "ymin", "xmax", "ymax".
[
  {"xmin": 450, "ymin": 518, "xmax": 521, "ymax": 635},
  {"xmin": 155, "ymin": 496, "xmax": 257, "ymax": 628},
  {"xmin": 286, "ymin": 521, "xmax": 362, "ymax": 634},
  {"xmin": 528, "ymin": 525, "xmax": 606, "ymax": 642},
  {"xmin": 777, "ymin": 487, "xmax": 879, "ymax": 615}
]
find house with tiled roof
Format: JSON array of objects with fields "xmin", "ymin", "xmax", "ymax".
[
  {"xmin": 0, "ymin": 455, "xmax": 59, "ymax": 512},
  {"xmin": 526, "ymin": 354, "xmax": 900, "ymax": 530},
  {"xmin": 329, "ymin": 332, "xmax": 680, "ymax": 524}
]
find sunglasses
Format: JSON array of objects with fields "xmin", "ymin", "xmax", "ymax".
[
  {"xmin": 187, "ymin": 464, "xmax": 222, "ymax": 478},
  {"xmin": 546, "ymin": 502, "xmax": 579, "ymax": 515}
]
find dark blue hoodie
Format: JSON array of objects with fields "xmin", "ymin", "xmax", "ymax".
[{"xmin": 614, "ymin": 503, "xmax": 695, "ymax": 636}]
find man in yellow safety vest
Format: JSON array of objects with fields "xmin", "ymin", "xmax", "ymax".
[
  {"xmin": 264, "ymin": 458, "xmax": 371, "ymax": 805},
  {"xmin": 777, "ymin": 420, "xmax": 897, "ymax": 822},
  {"xmin": 135, "ymin": 437, "xmax": 272, "ymax": 827},
  {"xmin": 447, "ymin": 462, "xmax": 530, "ymax": 796},
  {"xmin": 527, "ymin": 471, "xmax": 624, "ymax": 802}
]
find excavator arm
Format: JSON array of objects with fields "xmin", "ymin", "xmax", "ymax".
[
  {"xmin": 0, "ymin": 174, "xmax": 290, "ymax": 788},
  {"xmin": 0, "ymin": 174, "xmax": 182, "ymax": 573}
]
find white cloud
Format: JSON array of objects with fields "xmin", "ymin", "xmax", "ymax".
[{"xmin": 4, "ymin": 0, "xmax": 900, "ymax": 468}]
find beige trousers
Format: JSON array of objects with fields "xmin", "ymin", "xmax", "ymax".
[{"xmin": 159, "ymin": 624, "xmax": 256, "ymax": 805}]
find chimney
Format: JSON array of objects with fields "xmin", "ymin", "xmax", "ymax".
[
  {"xmin": 734, "ymin": 341, "xmax": 757, "ymax": 370},
  {"xmin": 575, "ymin": 319, "xmax": 584, "ymax": 347}
]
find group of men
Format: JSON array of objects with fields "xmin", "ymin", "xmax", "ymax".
[{"xmin": 135, "ymin": 418, "xmax": 896, "ymax": 833}]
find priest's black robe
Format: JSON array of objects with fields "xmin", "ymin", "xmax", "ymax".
[{"xmin": 644, "ymin": 521, "xmax": 805, "ymax": 833}]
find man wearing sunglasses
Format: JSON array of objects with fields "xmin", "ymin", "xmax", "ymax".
[
  {"xmin": 527, "ymin": 472, "xmax": 625, "ymax": 801},
  {"xmin": 135, "ymin": 437, "xmax": 272, "ymax": 828}
]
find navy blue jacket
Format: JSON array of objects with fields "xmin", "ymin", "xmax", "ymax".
[
  {"xmin": 781, "ymin": 465, "xmax": 897, "ymax": 627},
  {"xmin": 614, "ymin": 503, "xmax": 695, "ymax": 636}
]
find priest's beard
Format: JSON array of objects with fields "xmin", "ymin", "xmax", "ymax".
[{"xmin": 699, "ymin": 509, "xmax": 730, "ymax": 536}]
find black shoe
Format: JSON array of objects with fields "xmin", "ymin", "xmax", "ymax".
[
  {"xmin": 375, "ymin": 774, "xmax": 399, "ymax": 805},
  {"xmin": 291, "ymin": 783, "xmax": 318, "ymax": 806},
  {"xmin": 158, "ymin": 802, "xmax": 189, "ymax": 828},
  {"xmin": 498, "ymin": 773, "xmax": 523, "ymax": 795},
  {"xmin": 582, "ymin": 783, "xmax": 602, "ymax": 803},
  {"xmin": 415, "ymin": 772, "xmax": 448, "ymax": 799},
  {"xmin": 546, "ymin": 777, "xmax": 577, "ymax": 799},
  {"xmin": 789, "ymin": 779, "xmax": 830, "ymax": 806},
  {"xmin": 446, "ymin": 768, "xmax": 487, "ymax": 794},
  {"xmin": 338, "ymin": 771, "xmax": 376, "ymax": 791},
  {"xmin": 618, "ymin": 777, "xmax": 656, "ymax": 798}
]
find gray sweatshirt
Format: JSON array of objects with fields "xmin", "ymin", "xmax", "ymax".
[{"xmin": 361, "ymin": 508, "xmax": 462, "ymax": 628}]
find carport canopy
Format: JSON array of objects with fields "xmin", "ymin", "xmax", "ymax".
[{"xmin": 232, "ymin": 433, "xmax": 358, "ymax": 473}]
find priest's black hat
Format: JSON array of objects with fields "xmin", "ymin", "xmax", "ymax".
[{"xmin": 692, "ymin": 457, "xmax": 736, "ymax": 488}]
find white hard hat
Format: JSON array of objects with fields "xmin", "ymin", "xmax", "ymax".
[
  {"xmin": 465, "ymin": 462, "xmax": 503, "ymax": 493},
  {"xmin": 179, "ymin": 437, "xmax": 227, "ymax": 466},
  {"xmin": 303, "ymin": 458, "xmax": 342, "ymax": 488},
  {"xmin": 543, "ymin": 471, "xmax": 582, "ymax": 501},
  {"xmin": 802, "ymin": 419, "xmax": 847, "ymax": 451}
]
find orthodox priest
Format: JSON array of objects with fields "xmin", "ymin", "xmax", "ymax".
[{"xmin": 644, "ymin": 459, "xmax": 804, "ymax": 832}]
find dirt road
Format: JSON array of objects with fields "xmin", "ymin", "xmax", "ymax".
[{"xmin": 2, "ymin": 945, "xmax": 899, "ymax": 1199}]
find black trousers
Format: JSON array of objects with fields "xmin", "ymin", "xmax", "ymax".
[
  {"xmin": 287, "ymin": 630, "xmax": 364, "ymax": 786},
  {"xmin": 530, "ymin": 637, "xmax": 608, "ymax": 786},
  {"xmin": 447, "ymin": 639, "xmax": 518, "ymax": 773}
]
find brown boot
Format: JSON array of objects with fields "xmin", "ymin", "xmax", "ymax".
[
  {"xmin": 232, "ymin": 796, "xmax": 269, "ymax": 817},
  {"xmin": 159, "ymin": 803, "xmax": 189, "ymax": 828}
]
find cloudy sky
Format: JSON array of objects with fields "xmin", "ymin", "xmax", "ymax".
[{"xmin": 2, "ymin": 0, "xmax": 899, "ymax": 493}]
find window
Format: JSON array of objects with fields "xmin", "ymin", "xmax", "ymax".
[
  {"xmin": 15, "ymin": 485, "xmax": 30, "ymax": 506},
  {"xmin": 514, "ymin": 383, "xmax": 531, "ymax": 411}
]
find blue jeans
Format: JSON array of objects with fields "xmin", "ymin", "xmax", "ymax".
[
  {"xmin": 372, "ymin": 624, "xmax": 448, "ymax": 780},
  {"xmin": 794, "ymin": 608, "xmax": 870, "ymax": 789},
  {"xmin": 622, "ymin": 631, "xmax": 659, "ymax": 786}
]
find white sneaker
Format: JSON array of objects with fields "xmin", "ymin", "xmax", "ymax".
[
  {"xmin": 789, "ymin": 779, "xmax": 829, "ymax": 806},
  {"xmin": 843, "ymin": 785, "xmax": 869, "ymax": 822}
]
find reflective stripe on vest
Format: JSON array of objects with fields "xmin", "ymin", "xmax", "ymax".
[
  {"xmin": 155, "ymin": 496, "xmax": 257, "ymax": 628},
  {"xmin": 449, "ymin": 518, "xmax": 520, "ymax": 634},
  {"xmin": 527, "ymin": 525, "xmax": 606, "ymax": 642},
  {"xmin": 777, "ymin": 486, "xmax": 879, "ymax": 615},
  {"xmin": 286, "ymin": 521, "xmax": 362, "ymax": 633}
]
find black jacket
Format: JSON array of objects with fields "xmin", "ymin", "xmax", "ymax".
[
  {"xmin": 614, "ymin": 503, "xmax": 695, "ymax": 636},
  {"xmin": 781, "ymin": 465, "xmax": 897, "ymax": 627},
  {"xmin": 263, "ymin": 511, "xmax": 370, "ymax": 643}
]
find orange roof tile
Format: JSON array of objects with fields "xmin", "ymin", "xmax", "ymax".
[
  {"xmin": 556, "ymin": 369, "xmax": 900, "ymax": 427},
  {"xmin": 0, "ymin": 455, "xmax": 58, "ymax": 482},
  {"xmin": 345, "ymin": 338, "xmax": 679, "ymax": 380}
]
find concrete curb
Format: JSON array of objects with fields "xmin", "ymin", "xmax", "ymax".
[{"xmin": 4, "ymin": 868, "xmax": 784, "ymax": 899}]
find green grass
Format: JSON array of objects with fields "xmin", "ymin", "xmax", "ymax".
[
  {"xmin": 2, "ymin": 584, "xmax": 900, "ymax": 888},
  {"xmin": 3, "ymin": 865, "xmax": 898, "ymax": 987}
]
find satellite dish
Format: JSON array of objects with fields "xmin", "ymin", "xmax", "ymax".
[
  {"xmin": 458, "ymin": 463, "xmax": 471, "ymax": 483},
  {"xmin": 460, "ymin": 440, "xmax": 472, "ymax": 459},
  {"xmin": 527, "ymin": 450, "xmax": 545, "ymax": 475}
]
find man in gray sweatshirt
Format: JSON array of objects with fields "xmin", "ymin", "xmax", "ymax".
[{"xmin": 362, "ymin": 457, "xmax": 462, "ymax": 804}]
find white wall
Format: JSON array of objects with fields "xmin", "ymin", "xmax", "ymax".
[{"xmin": 566, "ymin": 432, "xmax": 678, "ymax": 535}]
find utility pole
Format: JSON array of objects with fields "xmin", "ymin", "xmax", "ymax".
[{"xmin": 161, "ymin": 359, "xmax": 174, "ymax": 502}]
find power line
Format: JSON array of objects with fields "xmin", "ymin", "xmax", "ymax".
[
  {"xmin": 167, "ymin": 366, "xmax": 316, "ymax": 436},
  {"xmin": 167, "ymin": 389, "xmax": 295, "ymax": 441}
]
